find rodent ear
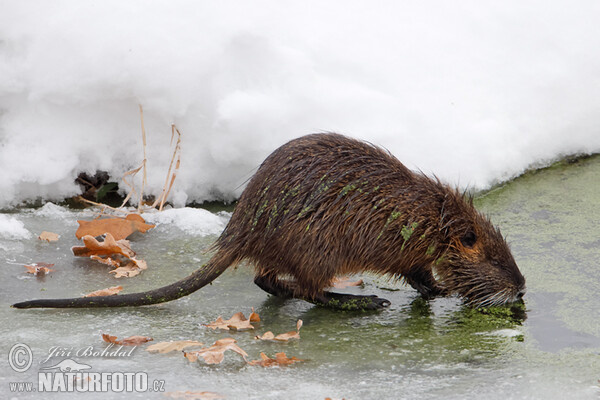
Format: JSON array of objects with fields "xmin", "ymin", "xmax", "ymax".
[{"xmin": 460, "ymin": 231, "xmax": 477, "ymax": 248}]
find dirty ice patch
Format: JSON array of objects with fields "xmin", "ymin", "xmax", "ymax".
[
  {"xmin": 144, "ymin": 208, "xmax": 230, "ymax": 237},
  {"xmin": 0, "ymin": 214, "xmax": 32, "ymax": 240}
]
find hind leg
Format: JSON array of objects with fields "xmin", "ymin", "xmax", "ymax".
[
  {"xmin": 254, "ymin": 274, "xmax": 296, "ymax": 299},
  {"xmin": 254, "ymin": 274, "xmax": 390, "ymax": 310}
]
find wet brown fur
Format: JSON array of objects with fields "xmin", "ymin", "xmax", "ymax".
[
  {"xmin": 217, "ymin": 133, "xmax": 525, "ymax": 306},
  {"xmin": 12, "ymin": 133, "xmax": 525, "ymax": 309}
]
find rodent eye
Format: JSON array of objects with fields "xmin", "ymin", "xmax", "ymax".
[{"xmin": 460, "ymin": 231, "xmax": 477, "ymax": 248}]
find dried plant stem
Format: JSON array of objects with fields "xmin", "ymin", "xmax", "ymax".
[
  {"xmin": 117, "ymin": 105, "xmax": 148, "ymax": 211},
  {"xmin": 138, "ymin": 104, "xmax": 148, "ymax": 213},
  {"xmin": 84, "ymin": 105, "xmax": 181, "ymax": 214},
  {"xmin": 151, "ymin": 124, "xmax": 182, "ymax": 211},
  {"xmin": 76, "ymin": 197, "xmax": 129, "ymax": 214}
]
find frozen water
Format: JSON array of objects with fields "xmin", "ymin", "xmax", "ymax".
[{"xmin": 1, "ymin": 1, "xmax": 600, "ymax": 207}]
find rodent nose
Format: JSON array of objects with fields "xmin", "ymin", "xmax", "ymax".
[{"xmin": 516, "ymin": 288, "xmax": 526, "ymax": 300}]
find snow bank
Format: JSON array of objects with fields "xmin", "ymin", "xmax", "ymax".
[{"xmin": 1, "ymin": 1, "xmax": 599, "ymax": 207}]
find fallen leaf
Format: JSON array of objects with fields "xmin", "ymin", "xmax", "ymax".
[
  {"xmin": 255, "ymin": 331, "xmax": 275, "ymax": 340},
  {"xmin": 76, "ymin": 214, "xmax": 155, "ymax": 241},
  {"xmin": 204, "ymin": 311, "xmax": 256, "ymax": 331},
  {"xmin": 84, "ymin": 286, "xmax": 123, "ymax": 297},
  {"xmin": 249, "ymin": 307, "xmax": 260, "ymax": 323},
  {"xmin": 184, "ymin": 338, "xmax": 248, "ymax": 365},
  {"xmin": 38, "ymin": 231, "xmax": 59, "ymax": 242},
  {"xmin": 73, "ymin": 233, "xmax": 147, "ymax": 278},
  {"xmin": 146, "ymin": 340, "xmax": 204, "ymax": 354},
  {"xmin": 72, "ymin": 233, "xmax": 135, "ymax": 258},
  {"xmin": 163, "ymin": 391, "xmax": 224, "ymax": 399},
  {"xmin": 109, "ymin": 258, "xmax": 147, "ymax": 278},
  {"xmin": 90, "ymin": 255, "xmax": 120, "ymax": 268},
  {"xmin": 255, "ymin": 319, "xmax": 302, "ymax": 342},
  {"xmin": 24, "ymin": 263, "xmax": 55, "ymax": 275},
  {"xmin": 102, "ymin": 333, "xmax": 153, "ymax": 346},
  {"xmin": 248, "ymin": 352, "xmax": 303, "ymax": 367},
  {"xmin": 331, "ymin": 276, "xmax": 364, "ymax": 289}
]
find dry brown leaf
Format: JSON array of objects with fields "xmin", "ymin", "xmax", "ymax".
[
  {"xmin": 109, "ymin": 258, "xmax": 147, "ymax": 278},
  {"xmin": 255, "ymin": 319, "xmax": 302, "ymax": 342},
  {"xmin": 183, "ymin": 338, "xmax": 248, "ymax": 365},
  {"xmin": 102, "ymin": 333, "xmax": 153, "ymax": 346},
  {"xmin": 249, "ymin": 307, "xmax": 260, "ymax": 323},
  {"xmin": 331, "ymin": 276, "xmax": 364, "ymax": 289},
  {"xmin": 76, "ymin": 214, "xmax": 155, "ymax": 241},
  {"xmin": 163, "ymin": 391, "xmax": 224, "ymax": 400},
  {"xmin": 204, "ymin": 311, "xmax": 256, "ymax": 331},
  {"xmin": 24, "ymin": 263, "xmax": 55, "ymax": 275},
  {"xmin": 72, "ymin": 233, "xmax": 135, "ymax": 258},
  {"xmin": 248, "ymin": 352, "xmax": 303, "ymax": 367},
  {"xmin": 90, "ymin": 255, "xmax": 120, "ymax": 268},
  {"xmin": 73, "ymin": 233, "xmax": 147, "ymax": 278},
  {"xmin": 146, "ymin": 340, "xmax": 204, "ymax": 354},
  {"xmin": 38, "ymin": 231, "xmax": 59, "ymax": 242},
  {"xmin": 84, "ymin": 286, "xmax": 123, "ymax": 297}
]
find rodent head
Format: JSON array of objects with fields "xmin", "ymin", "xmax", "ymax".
[{"xmin": 434, "ymin": 193, "xmax": 526, "ymax": 307}]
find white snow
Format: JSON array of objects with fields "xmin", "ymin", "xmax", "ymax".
[
  {"xmin": 144, "ymin": 208, "xmax": 230, "ymax": 237},
  {"xmin": 0, "ymin": 214, "xmax": 31, "ymax": 240},
  {"xmin": 1, "ymin": 1, "xmax": 599, "ymax": 207}
]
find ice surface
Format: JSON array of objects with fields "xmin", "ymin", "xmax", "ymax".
[{"xmin": 1, "ymin": 1, "xmax": 600, "ymax": 207}]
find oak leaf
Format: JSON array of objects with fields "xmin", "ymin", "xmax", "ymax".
[
  {"xmin": 24, "ymin": 263, "xmax": 55, "ymax": 275},
  {"xmin": 72, "ymin": 233, "xmax": 135, "ymax": 258},
  {"xmin": 255, "ymin": 320, "xmax": 302, "ymax": 342},
  {"xmin": 109, "ymin": 258, "xmax": 147, "ymax": 278},
  {"xmin": 163, "ymin": 391, "xmax": 224, "ymax": 399},
  {"xmin": 76, "ymin": 214, "xmax": 155, "ymax": 241},
  {"xmin": 146, "ymin": 340, "xmax": 204, "ymax": 354},
  {"xmin": 38, "ymin": 231, "xmax": 59, "ymax": 242},
  {"xmin": 183, "ymin": 338, "xmax": 248, "ymax": 364},
  {"xmin": 204, "ymin": 311, "xmax": 258, "ymax": 331},
  {"xmin": 84, "ymin": 286, "xmax": 123, "ymax": 297},
  {"xmin": 248, "ymin": 352, "xmax": 303, "ymax": 367},
  {"xmin": 249, "ymin": 307, "xmax": 260, "ymax": 322},
  {"xmin": 90, "ymin": 255, "xmax": 120, "ymax": 268},
  {"xmin": 73, "ymin": 233, "xmax": 147, "ymax": 278},
  {"xmin": 102, "ymin": 333, "xmax": 153, "ymax": 346}
]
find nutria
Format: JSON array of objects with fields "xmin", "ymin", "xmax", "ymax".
[{"xmin": 13, "ymin": 133, "xmax": 525, "ymax": 310}]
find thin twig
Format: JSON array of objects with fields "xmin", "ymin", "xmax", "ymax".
[
  {"xmin": 76, "ymin": 196, "xmax": 129, "ymax": 214},
  {"xmin": 138, "ymin": 104, "xmax": 148, "ymax": 212},
  {"xmin": 118, "ymin": 165, "xmax": 143, "ymax": 209},
  {"xmin": 151, "ymin": 124, "xmax": 182, "ymax": 211}
]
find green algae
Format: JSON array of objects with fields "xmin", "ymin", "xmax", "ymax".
[
  {"xmin": 426, "ymin": 243, "xmax": 436, "ymax": 256},
  {"xmin": 376, "ymin": 210, "xmax": 403, "ymax": 240},
  {"xmin": 475, "ymin": 154, "xmax": 600, "ymax": 337},
  {"xmin": 252, "ymin": 199, "xmax": 269, "ymax": 229}
]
